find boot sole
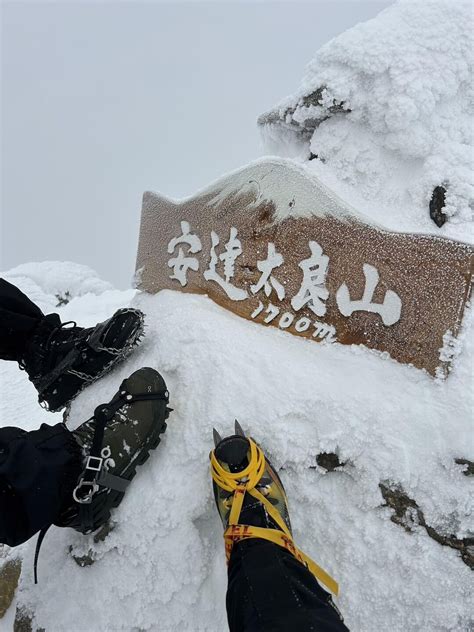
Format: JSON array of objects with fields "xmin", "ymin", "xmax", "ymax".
[
  {"xmin": 88, "ymin": 406, "xmax": 169, "ymax": 528},
  {"xmin": 110, "ymin": 416, "xmax": 167, "ymax": 510}
]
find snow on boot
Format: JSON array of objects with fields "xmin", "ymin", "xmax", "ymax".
[
  {"xmin": 210, "ymin": 422, "xmax": 339, "ymax": 596},
  {"xmin": 19, "ymin": 308, "xmax": 145, "ymax": 411},
  {"xmin": 55, "ymin": 367, "xmax": 171, "ymax": 535}
]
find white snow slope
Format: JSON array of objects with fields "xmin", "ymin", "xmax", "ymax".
[
  {"xmin": 0, "ymin": 261, "xmax": 472, "ymax": 632},
  {"xmin": 1, "ymin": 1, "xmax": 473, "ymax": 630}
]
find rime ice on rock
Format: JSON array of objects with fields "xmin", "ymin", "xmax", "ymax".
[
  {"xmin": 167, "ymin": 221, "xmax": 202, "ymax": 287},
  {"xmin": 204, "ymin": 228, "xmax": 248, "ymax": 301},
  {"xmin": 291, "ymin": 241, "xmax": 329, "ymax": 317},
  {"xmin": 250, "ymin": 242, "xmax": 285, "ymax": 301},
  {"xmin": 257, "ymin": 2, "xmax": 474, "ymax": 240}
]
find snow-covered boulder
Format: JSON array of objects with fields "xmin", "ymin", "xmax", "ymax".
[
  {"xmin": 258, "ymin": 0, "xmax": 474, "ymax": 242},
  {"xmin": 2, "ymin": 262, "xmax": 114, "ymax": 315}
]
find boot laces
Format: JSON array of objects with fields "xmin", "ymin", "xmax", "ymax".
[
  {"xmin": 44, "ymin": 320, "xmax": 79, "ymax": 349},
  {"xmin": 41, "ymin": 320, "xmax": 80, "ymax": 373},
  {"xmin": 18, "ymin": 320, "xmax": 80, "ymax": 373}
]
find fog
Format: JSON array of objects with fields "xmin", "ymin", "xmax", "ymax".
[{"xmin": 2, "ymin": 1, "xmax": 394, "ymax": 287}]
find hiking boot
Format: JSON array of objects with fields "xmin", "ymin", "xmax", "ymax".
[
  {"xmin": 211, "ymin": 421, "xmax": 291, "ymax": 536},
  {"xmin": 210, "ymin": 422, "xmax": 339, "ymax": 596},
  {"xmin": 19, "ymin": 308, "xmax": 145, "ymax": 411},
  {"xmin": 54, "ymin": 367, "xmax": 171, "ymax": 535}
]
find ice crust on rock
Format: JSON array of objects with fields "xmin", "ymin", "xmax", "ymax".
[{"xmin": 259, "ymin": 0, "xmax": 474, "ymax": 243}]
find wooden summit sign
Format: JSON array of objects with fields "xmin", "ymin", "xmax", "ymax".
[{"xmin": 136, "ymin": 158, "xmax": 473, "ymax": 377}]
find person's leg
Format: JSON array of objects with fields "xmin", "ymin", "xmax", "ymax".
[
  {"xmin": 0, "ymin": 368, "xmax": 170, "ymax": 548},
  {"xmin": 210, "ymin": 424, "xmax": 349, "ymax": 632},
  {"xmin": 0, "ymin": 424, "xmax": 82, "ymax": 547},
  {"xmin": 0, "ymin": 278, "xmax": 145, "ymax": 411},
  {"xmin": 226, "ymin": 539, "xmax": 347, "ymax": 632},
  {"xmin": 0, "ymin": 279, "xmax": 47, "ymax": 361}
]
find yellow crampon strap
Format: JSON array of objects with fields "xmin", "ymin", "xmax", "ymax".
[{"xmin": 210, "ymin": 439, "xmax": 339, "ymax": 596}]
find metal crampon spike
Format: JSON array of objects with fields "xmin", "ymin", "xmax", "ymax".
[
  {"xmin": 213, "ymin": 428, "xmax": 223, "ymax": 447},
  {"xmin": 234, "ymin": 419, "xmax": 246, "ymax": 437}
]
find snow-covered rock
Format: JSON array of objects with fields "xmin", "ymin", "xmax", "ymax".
[
  {"xmin": 2, "ymin": 262, "xmax": 114, "ymax": 314},
  {"xmin": 259, "ymin": 0, "xmax": 474, "ymax": 243}
]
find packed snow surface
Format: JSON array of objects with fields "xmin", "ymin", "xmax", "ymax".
[
  {"xmin": 259, "ymin": 0, "xmax": 474, "ymax": 244},
  {"xmin": 0, "ymin": 261, "xmax": 472, "ymax": 631}
]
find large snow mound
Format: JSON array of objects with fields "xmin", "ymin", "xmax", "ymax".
[
  {"xmin": 2, "ymin": 284, "xmax": 472, "ymax": 631},
  {"xmin": 2, "ymin": 262, "xmax": 114, "ymax": 314},
  {"xmin": 258, "ymin": 0, "xmax": 474, "ymax": 243}
]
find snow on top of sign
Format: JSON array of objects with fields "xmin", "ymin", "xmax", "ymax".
[
  {"xmin": 147, "ymin": 156, "xmax": 381, "ymax": 226},
  {"xmin": 258, "ymin": 0, "xmax": 474, "ymax": 244},
  {"xmin": 206, "ymin": 157, "xmax": 377, "ymax": 224}
]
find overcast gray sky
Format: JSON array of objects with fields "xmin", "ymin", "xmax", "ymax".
[{"xmin": 2, "ymin": 1, "xmax": 394, "ymax": 288}]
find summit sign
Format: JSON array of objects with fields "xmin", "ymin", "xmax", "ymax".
[{"xmin": 136, "ymin": 159, "xmax": 473, "ymax": 377}]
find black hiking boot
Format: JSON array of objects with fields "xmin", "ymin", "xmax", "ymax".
[
  {"xmin": 55, "ymin": 367, "xmax": 171, "ymax": 535},
  {"xmin": 19, "ymin": 308, "xmax": 145, "ymax": 411},
  {"xmin": 210, "ymin": 422, "xmax": 339, "ymax": 596}
]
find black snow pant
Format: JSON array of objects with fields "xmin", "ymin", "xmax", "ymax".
[
  {"xmin": 0, "ymin": 278, "xmax": 50, "ymax": 362},
  {"xmin": 227, "ymin": 539, "xmax": 349, "ymax": 632},
  {"xmin": 0, "ymin": 424, "xmax": 81, "ymax": 547},
  {"xmin": 0, "ymin": 279, "xmax": 81, "ymax": 546}
]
